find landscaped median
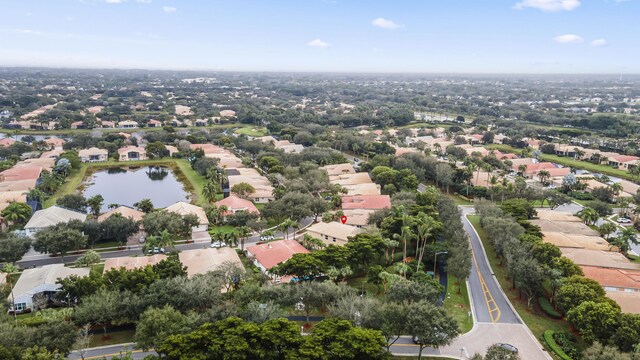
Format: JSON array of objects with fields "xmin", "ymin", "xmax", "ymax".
[
  {"xmin": 45, "ymin": 158, "xmax": 207, "ymax": 208},
  {"xmin": 465, "ymin": 215, "xmax": 580, "ymax": 345}
]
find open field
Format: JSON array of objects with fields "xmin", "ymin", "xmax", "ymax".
[
  {"xmin": 443, "ymin": 275, "xmax": 473, "ymax": 333},
  {"xmin": 234, "ymin": 126, "xmax": 269, "ymax": 137}
]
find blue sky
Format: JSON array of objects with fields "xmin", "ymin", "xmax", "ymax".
[{"xmin": 0, "ymin": 0, "xmax": 637, "ymax": 73}]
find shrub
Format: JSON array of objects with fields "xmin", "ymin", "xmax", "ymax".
[
  {"xmin": 553, "ymin": 331, "xmax": 580, "ymax": 359},
  {"xmin": 538, "ymin": 297, "xmax": 562, "ymax": 319},
  {"xmin": 570, "ymin": 191, "xmax": 594, "ymax": 201},
  {"xmin": 543, "ymin": 330, "xmax": 573, "ymax": 360}
]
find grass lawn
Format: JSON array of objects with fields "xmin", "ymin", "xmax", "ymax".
[
  {"xmin": 91, "ymin": 241, "xmax": 121, "ymax": 249},
  {"xmin": 235, "ymin": 126, "xmax": 269, "ymax": 137},
  {"xmin": 173, "ymin": 158, "xmax": 207, "ymax": 206},
  {"xmin": 448, "ymin": 194, "xmax": 473, "ymax": 206},
  {"xmin": 44, "ymin": 163, "xmax": 88, "ymax": 208},
  {"xmin": 466, "ymin": 215, "xmax": 584, "ymax": 349},
  {"xmin": 209, "ymin": 225, "xmax": 236, "ymax": 235},
  {"xmin": 394, "ymin": 357, "xmax": 456, "ymax": 360},
  {"xmin": 85, "ymin": 329, "xmax": 135, "ymax": 349},
  {"xmin": 346, "ymin": 276, "xmax": 382, "ymax": 297},
  {"xmin": 443, "ymin": 275, "xmax": 473, "ymax": 333}
]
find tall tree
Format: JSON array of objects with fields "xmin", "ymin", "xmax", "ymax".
[{"xmin": 33, "ymin": 225, "xmax": 87, "ymax": 262}]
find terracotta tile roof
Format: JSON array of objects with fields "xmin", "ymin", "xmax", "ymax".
[
  {"xmin": 341, "ymin": 195, "xmax": 391, "ymax": 210},
  {"xmin": 104, "ymin": 255, "xmax": 167, "ymax": 272},
  {"xmin": 560, "ymin": 248, "xmax": 640, "ymax": 270},
  {"xmin": 44, "ymin": 138, "xmax": 65, "ymax": 147},
  {"xmin": 246, "ymin": 240, "xmax": 309, "ymax": 270},
  {"xmin": 165, "ymin": 201, "xmax": 209, "ymax": 225},
  {"xmin": 321, "ymin": 163, "xmax": 355, "ymax": 176},
  {"xmin": 0, "ymin": 166, "xmax": 42, "ymax": 181},
  {"xmin": 581, "ymin": 266, "xmax": 640, "ymax": 290},
  {"xmin": 610, "ymin": 155, "xmax": 640, "ymax": 163},
  {"xmin": 117, "ymin": 146, "xmax": 146, "ymax": 155},
  {"xmin": 215, "ymin": 194, "xmax": 259, "ymax": 216},
  {"xmin": 0, "ymin": 138, "xmax": 16, "ymax": 147},
  {"xmin": 606, "ymin": 292, "xmax": 640, "ymax": 314},
  {"xmin": 178, "ymin": 247, "xmax": 243, "ymax": 279}
]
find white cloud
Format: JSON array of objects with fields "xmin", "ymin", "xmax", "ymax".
[
  {"xmin": 105, "ymin": 0, "xmax": 125, "ymax": 3},
  {"xmin": 553, "ymin": 34, "xmax": 584, "ymax": 43},
  {"xmin": 162, "ymin": 6, "xmax": 176, "ymax": 13},
  {"xmin": 591, "ymin": 38, "xmax": 607, "ymax": 47},
  {"xmin": 4, "ymin": 29, "xmax": 43, "ymax": 36},
  {"xmin": 514, "ymin": 0, "xmax": 580, "ymax": 11},
  {"xmin": 136, "ymin": 0, "xmax": 152, "ymax": 2},
  {"xmin": 372, "ymin": 18, "xmax": 401, "ymax": 29},
  {"xmin": 307, "ymin": 39, "xmax": 329, "ymax": 48}
]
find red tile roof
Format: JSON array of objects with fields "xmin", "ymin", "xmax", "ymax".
[
  {"xmin": 215, "ymin": 194, "xmax": 260, "ymax": 216},
  {"xmin": 581, "ymin": 266, "xmax": 640, "ymax": 290},
  {"xmin": 0, "ymin": 138, "xmax": 16, "ymax": 147},
  {"xmin": 611, "ymin": 155, "xmax": 640, "ymax": 163},
  {"xmin": 0, "ymin": 166, "xmax": 42, "ymax": 181},
  {"xmin": 341, "ymin": 195, "xmax": 391, "ymax": 210},
  {"xmin": 246, "ymin": 240, "xmax": 309, "ymax": 270}
]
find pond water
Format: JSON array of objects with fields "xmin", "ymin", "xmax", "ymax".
[{"xmin": 83, "ymin": 166, "xmax": 189, "ymax": 212}]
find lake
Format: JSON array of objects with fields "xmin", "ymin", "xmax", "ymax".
[{"xmin": 83, "ymin": 166, "xmax": 189, "ymax": 212}]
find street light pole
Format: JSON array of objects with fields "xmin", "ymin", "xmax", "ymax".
[{"xmin": 433, "ymin": 251, "xmax": 448, "ymax": 279}]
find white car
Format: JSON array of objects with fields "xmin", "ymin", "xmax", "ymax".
[
  {"xmin": 148, "ymin": 247, "xmax": 165, "ymax": 254},
  {"xmin": 617, "ymin": 217, "xmax": 632, "ymax": 224},
  {"xmin": 211, "ymin": 241, "xmax": 226, "ymax": 248},
  {"xmin": 260, "ymin": 235, "xmax": 275, "ymax": 241}
]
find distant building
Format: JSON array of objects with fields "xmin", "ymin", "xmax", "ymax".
[
  {"xmin": 214, "ymin": 194, "xmax": 260, "ymax": 218},
  {"xmin": 246, "ymin": 240, "xmax": 309, "ymax": 281},
  {"xmin": 118, "ymin": 120, "xmax": 139, "ymax": 129},
  {"xmin": 79, "ymin": 147, "xmax": 109, "ymax": 162},
  {"xmin": 117, "ymin": 146, "xmax": 147, "ymax": 161},
  {"xmin": 97, "ymin": 205, "xmax": 145, "ymax": 223},
  {"xmin": 147, "ymin": 119, "xmax": 162, "ymax": 128},
  {"xmin": 165, "ymin": 201, "xmax": 209, "ymax": 231}
]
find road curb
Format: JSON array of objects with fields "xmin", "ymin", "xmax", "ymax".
[{"xmin": 462, "ymin": 210, "xmax": 552, "ymax": 360}]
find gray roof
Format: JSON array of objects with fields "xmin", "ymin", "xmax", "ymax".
[
  {"xmin": 9, "ymin": 264, "xmax": 90, "ymax": 303},
  {"xmin": 24, "ymin": 206, "xmax": 87, "ymax": 230}
]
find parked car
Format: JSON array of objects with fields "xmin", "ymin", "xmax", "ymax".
[
  {"xmin": 211, "ymin": 241, "xmax": 226, "ymax": 248},
  {"xmin": 496, "ymin": 343, "xmax": 518, "ymax": 353},
  {"xmin": 618, "ymin": 217, "xmax": 632, "ymax": 223},
  {"xmin": 148, "ymin": 247, "xmax": 165, "ymax": 254},
  {"xmin": 260, "ymin": 235, "xmax": 275, "ymax": 241}
]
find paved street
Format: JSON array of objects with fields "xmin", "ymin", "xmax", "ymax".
[{"xmin": 13, "ymin": 217, "xmax": 314, "ymax": 269}]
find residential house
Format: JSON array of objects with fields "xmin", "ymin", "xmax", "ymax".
[
  {"xmin": 227, "ymin": 168, "xmax": 274, "ymax": 203},
  {"xmin": 214, "ymin": 194, "xmax": 260, "ymax": 219},
  {"xmin": 246, "ymin": 240, "xmax": 309, "ymax": 281},
  {"xmin": 166, "ymin": 145, "xmax": 179, "ymax": 157},
  {"xmin": 178, "ymin": 248, "xmax": 243, "ymax": 279},
  {"xmin": 70, "ymin": 121, "xmax": 85, "ymax": 130},
  {"xmin": 560, "ymin": 248, "xmax": 640, "ymax": 270},
  {"xmin": 8, "ymin": 264, "xmax": 90, "ymax": 313},
  {"xmin": 97, "ymin": 205, "xmax": 145, "ymax": 223},
  {"xmin": 194, "ymin": 119, "xmax": 208, "ymax": 127},
  {"xmin": 118, "ymin": 146, "xmax": 147, "ymax": 161},
  {"xmin": 305, "ymin": 221, "xmax": 360, "ymax": 246},
  {"xmin": 341, "ymin": 195, "xmax": 391, "ymax": 211},
  {"xmin": 100, "ymin": 121, "xmax": 115, "ymax": 129},
  {"xmin": 43, "ymin": 138, "xmax": 65, "ymax": 150},
  {"xmin": 321, "ymin": 163, "xmax": 355, "ymax": 177},
  {"xmin": 0, "ymin": 138, "xmax": 16, "ymax": 147},
  {"xmin": 79, "ymin": 147, "xmax": 109, "ymax": 162},
  {"xmin": 219, "ymin": 110, "xmax": 236, "ymax": 118},
  {"xmin": 165, "ymin": 201, "xmax": 209, "ymax": 231},
  {"xmin": 0, "ymin": 166, "xmax": 43, "ymax": 182},
  {"xmin": 608, "ymin": 155, "xmax": 640, "ymax": 170},
  {"xmin": 147, "ymin": 120, "xmax": 162, "ymax": 128},
  {"xmin": 118, "ymin": 120, "xmax": 139, "ymax": 129},
  {"xmin": 103, "ymin": 254, "xmax": 167, "ymax": 272},
  {"xmin": 24, "ymin": 206, "xmax": 87, "ymax": 237}
]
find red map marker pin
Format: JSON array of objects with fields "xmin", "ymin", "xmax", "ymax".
[{"xmin": 340, "ymin": 215, "xmax": 347, "ymax": 224}]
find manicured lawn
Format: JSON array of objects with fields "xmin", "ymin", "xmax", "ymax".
[
  {"xmin": 85, "ymin": 329, "xmax": 135, "ymax": 349},
  {"xmin": 44, "ymin": 163, "xmax": 88, "ymax": 208},
  {"xmin": 443, "ymin": 275, "xmax": 473, "ymax": 333},
  {"xmin": 173, "ymin": 158, "xmax": 207, "ymax": 206},
  {"xmin": 209, "ymin": 225, "xmax": 236, "ymax": 235},
  {"xmin": 346, "ymin": 276, "xmax": 381, "ymax": 296},
  {"xmin": 466, "ymin": 215, "xmax": 583, "ymax": 349},
  {"xmin": 448, "ymin": 194, "xmax": 472, "ymax": 206},
  {"xmin": 235, "ymin": 126, "xmax": 268, "ymax": 137},
  {"xmin": 92, "ymin": 241, "xmax": 121, "ymax": 249}
]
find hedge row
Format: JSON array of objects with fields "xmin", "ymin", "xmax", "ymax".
[
  {"xmin": 543, "ymin": 330, "xmax": 573, "ymax": 360},
  {"xmin": 538, "ymin": 297, "xmax": 562, "ymax": 319}
]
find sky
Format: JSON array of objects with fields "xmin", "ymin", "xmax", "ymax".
[{"xmin": 0, "ymin": 0, "xmax": 638, "ymax": 73}]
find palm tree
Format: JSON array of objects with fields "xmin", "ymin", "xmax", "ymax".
[
  {"xmin": 414, "ymin": 215, "xmax": 440, "ymax": 272},
  {"xmin": 86, "ymin": 195, "xmax": 104, "ymax": 217},
  {"xmin": 26, "ymin": 188, "xmax": 48, "ymax": 205},
  {"xmin": 573, "ymin": 148, "xmax": 585, "ymax": 160},
  {"xmin": 577, "ymin": 207, "xmax": 599, "ymax": 226},
  {"xmin": 290, "ymin": 220, "xmax": 301, "ymax": 240},
  {"xmin": 202, "ymin": 181, "xmax": 218, "ymax": 204},
  {"xmin": 517, "ymin": 164, "xmax": 528, "ymax": 177},
  {"xmin": 598, "ymin": 222, "xmax": 617, "ymax": 239},
  {"xmin": 382, "ymin": 238, "xmax": 399, "ymax": 265},
  {"xmin": 538, "ymin": 170, "xmax": 551, "ymax": 185},
  {"xmin": 609, "ymin": 183, "xmax": 623, "ymax": 197},
  {"xmin": 1, "ymin": 202, "xmax": 32, "ymax": 226},
  {"xmin": 2, "ymin": 264, "xmax": 19, "ymax": 323},
  {"xmin": 610, "ymin": 227, "xmax": 639, "ymax": 254},
  {"xmin": 157, "ymin": 229, "xmax": 175, "ymax": 251},
  {"xmin": 238, "ymin": 226, "xmax": 252, "ymax": 251},
  {"xmin": 393, "ymin": 215, "xmax": 415, "ymax": 263},
  {"xmin": 133, "ymin": 199, "xmax": 154, "ymax": 213}
]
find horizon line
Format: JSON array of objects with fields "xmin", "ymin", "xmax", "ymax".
[{"xmin": 0, "ymin": 65, "xmax": 638, "ymax": 77}]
